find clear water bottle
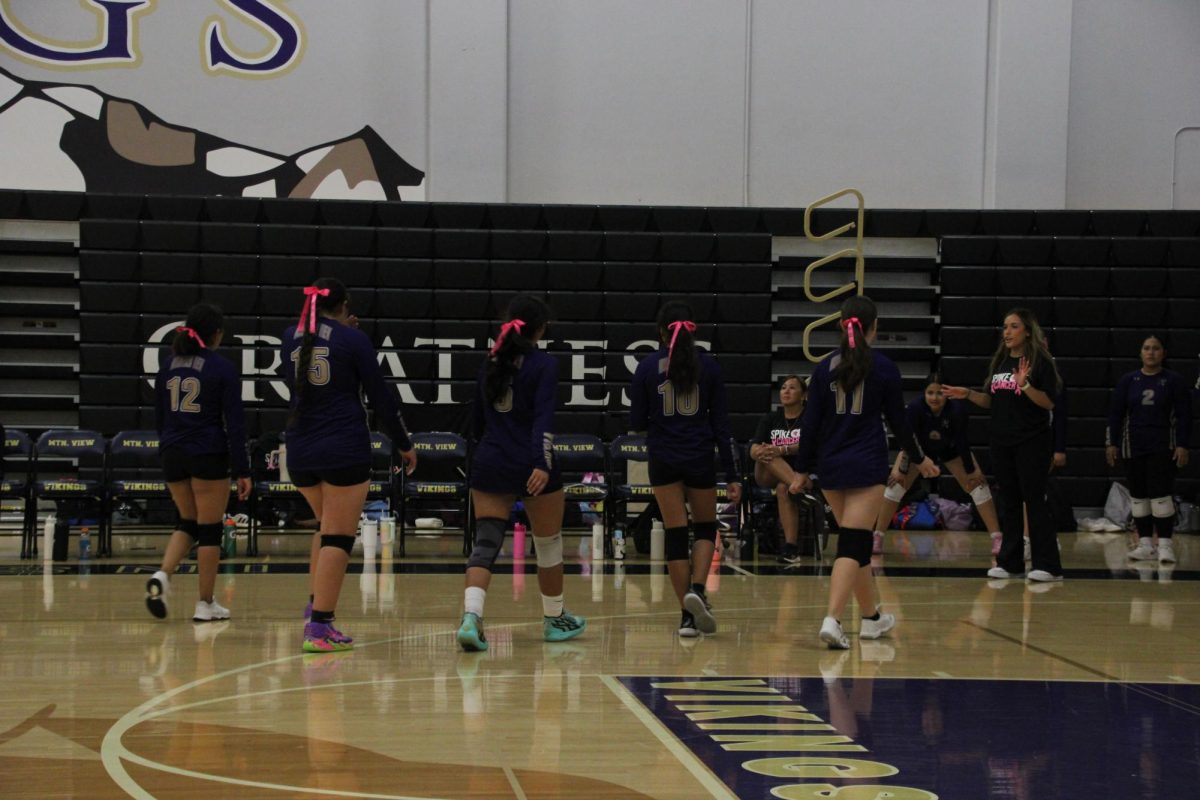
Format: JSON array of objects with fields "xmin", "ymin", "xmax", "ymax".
[
  {"xmin": 612, "ymin": 527, "xmax": 625, "ymax": 560},
  {"xmin": 78, "ymin": 526, "xmax": 91, "ymax": 560}
]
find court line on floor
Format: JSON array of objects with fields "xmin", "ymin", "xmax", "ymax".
[
  {"xmin": 600, "ymin": 675, "xmax": 740, "ymax": 800},
  {"xmin": 963, "ymin": 619, "xmax": 1200, "ymax": 716}
]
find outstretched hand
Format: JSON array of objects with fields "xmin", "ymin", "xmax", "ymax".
[
  {"xmin": 915, "ymin": 457, "xmax": 940, "ymax": 479},
  {"xmin": 1013, "ymin": 357, "xmax": 1031, "ymax": 388},
  {"xmin": 941, "ymin": 385, "xmax": 969, "ymax": 400}
]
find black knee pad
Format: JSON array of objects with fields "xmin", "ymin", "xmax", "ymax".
[
  {"xmin": 467, "ymin": 517, "xmax": 506, "ymax": 571},
  {"xmin": 322, "ymin": 534, "xmax": 355, "ymax": 554},
  {"xmin": 665, "ymin": 525, "xmax": 690, "ymax": 561},
  {"xmin": 178, "ymin": 518, "xmax": 198, "ymax": 540},
  {"xmin": 693, "ymin": 520, "xmax": 717, "ymax": 544},
  {"xmin": 196, "ymin": 521, "xmax": 222, "ymax": 547},
  {"xmin": 835, "ymin": 527, "xmax": 873, "ymax": 567}
]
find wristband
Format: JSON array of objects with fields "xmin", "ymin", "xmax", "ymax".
[{"xmin": 1020, "ymin": 382, "xmax": 1032, "ymax": 393}]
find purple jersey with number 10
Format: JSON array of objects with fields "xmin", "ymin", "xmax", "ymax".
[
  {"xmin": 629, "ymin": 349, "xmax": 739, "ymax": 483},
  {"xmin": 797, "ymin": 349, "xmax": 923, "ymax": 489}
]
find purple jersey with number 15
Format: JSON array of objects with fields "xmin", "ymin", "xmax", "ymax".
[{"xmin": 281, "ymin": 319, "xmax": 412, "ymax": 471}]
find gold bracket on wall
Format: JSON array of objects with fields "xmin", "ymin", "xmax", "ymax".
[{"xmin": 800, "ymin": 188, "xmax": 866, "ymax": 363}]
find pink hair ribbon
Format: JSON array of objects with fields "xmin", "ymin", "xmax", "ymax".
[
  {"xmin": 842, "ymin": 316, "xmax": 861, "ymax": 349},
  {"xmin": 490, "ymin": 318, "xmax": 526, "ymax": 356},
  {"xmin": 175, "ymin": 326, "xmax": 206, "ymax": 349},
  {"xmin": 667, "ymin": 319, "xmax": 697, "ymax": 373},
  {"xmin": 299, "ymin": 286, "xmax": 331, "ymax": 334}
]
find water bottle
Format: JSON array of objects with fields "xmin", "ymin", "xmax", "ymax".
[
  {"xmin": 591, "ymin": 522, "xmax": 604, "ymax": 561},
  {"xmin": 42, "ymin": 514, "xmax": 55, "ymax": 562},
  {"xmin": 362, "ymin": 515, "xmax": 378, "ymax": 559},
  {"xmin": 513, "ymin": 522, "xmax": 527, "ymax": 558},
  {"xmin": 222, "ymin": 517, "xmax": 237, "ymax": 559},
  {"xmin": 612, "ymin": 527, "xmax": 625, "ymax": 561},
  {"xmin": 78, "ymin": 526, "xmax": 91, "ymax": 560},
  {"xmin": 650, "ymin": 519, "xmax": 665, "ymax": 561},
  {"xmin": 379, "ymin": 514, "xmax": 396, "ymax": 559}
]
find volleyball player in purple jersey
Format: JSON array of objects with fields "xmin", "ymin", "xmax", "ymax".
[
  {"xmin": 145, "ymin": 304, "xmax": 252, "ymax": 621},
  {"xmin": 872, "ymin": 372, "xmax": 1002, "ymax": 555},
  {"xmin": 794, "ymin": 296, "xmax": 938, "ymax": 649},
  {"xmin": 629, "ymin": 301, "xmax": 742, "ymax": 638},
  {"xmin": 456, "ymin": 295, "xmax": 585, "ymax": 651},
  {"xmin": 943, "ymin": 307, "xmax": 1063, "ymax": 582},
  {"xmin": 282, "ymin": 278, "xmax": 417, "ymax": 653},
  {"xmin": 1106, "ymin": 334, "xmax": 1191, "ymax": 564}
]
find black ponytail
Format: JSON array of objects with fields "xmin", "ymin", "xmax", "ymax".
[
  {"xmin": 832, "ymin": 295, "xmax": 877, "ymax": 394},
  {"xmin": 485, "ymin": 294, "xmax": 550, "ymax": 404},
  {"xmin": 657, "ymin": 300, "xmax": 698, "ymax": 392},
  {"xmin": 289, "ymin": 277, "xmax": 348, "ymax": 426},
  {"xmin": 172, "ymin": 303, "xmax": 223, "ymax": 356}
]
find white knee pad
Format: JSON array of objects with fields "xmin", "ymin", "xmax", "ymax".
[
  {"xmin": 969, "ymin": 484, "xmax": 993, "ymax": 506},
  {"xmin": 1151, "ymin": 496, "xmax": 1175, "ymax": 519},
  {"xmin": 533, "ymin": 532, "xmax": 563, "ymax": 568},
  {"xmin": 1130, "ymin": 498, "xmax": 1151, "ymax": 518},
  {"xmin": 883, "ymin": 482, "xmax": 907, "ymax": 503}
]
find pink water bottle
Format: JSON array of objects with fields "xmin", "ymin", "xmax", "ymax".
[{"xmin": 513, "ymin": 522, "xmax": 526, "ymax": 557}]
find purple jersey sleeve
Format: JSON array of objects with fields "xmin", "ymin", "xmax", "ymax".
[
  {"xmin": 351, "ymin": 331, "xmax": 413, "ymax": 452},
  {"xmin": 880, "ymin": 362, "xmax": 925, "ymax": 465},
  {"xmin": 1106, "ymin": 372, "xmax": 1133, "ymax": 449},
  {"xmin": 531, "ymin": 356, "xmax": 557, "ymax": 471},
  {"xmin": 795, "ymin": 360, "xmax": 829, "ymax": 473},
  {"xmin": 218, "ymin": 358, "xmax": 251, "ymax": 476}
]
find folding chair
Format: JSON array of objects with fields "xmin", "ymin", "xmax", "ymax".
[
  {"xmin": 31, "ymin": 430, "xmax": 108, "ymax": 557},
  {"xmin": 554, "ymin": 433, "xmax": 611, "ymax": 551},
  {"xmin": 3, "ymin": 430, "xmax": 34, "ymax": 558},
  {"xmin": 608, "ymin": 433, "xmax": 652, "ymax": 535},
  {"xmin": 106, "ymin": 430, "xmax": 174, "ymax": 556},
  {"xmin": 398, "ymin": 432, "xmax": 470, "ymax": 556}
]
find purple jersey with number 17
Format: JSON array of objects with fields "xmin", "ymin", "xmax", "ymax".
[{"xmin": 796, "ymin": 349, "xmax": 923, "ymax": 489}]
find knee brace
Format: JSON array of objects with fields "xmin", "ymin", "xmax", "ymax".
[
  {"xmin": 665, "ymin": 525, "xmax": 690, "ymax": 561},
  {"xmin": 177, "ymin": 518, "xmax": 198, "ymax": 541},
  {"xmin": 693, "ymin": 520, "xmax": 717, "ymax": 544},
  {"xmin": 195, "ymin": 521, "xmax": 222, "ymax": 547},
  {"xmin": 532, "ymin": 532, "xmax": 563, "ymax": 568},
  {"xmin": 467, "ymin": 517, "xmax": 506, "ymax": 571},
  {"xmin": 835, "ymin": 527, "xmax": 873, "ymax": 567},
  {"xmin": 322, "ymin": 534, "xmax": 355, "ymax": 554},
  {"xmin": 969, "ymin": 483, "xmax": 993, "ymax": 506},
  {"xmin": 883, "ymin": 482, "xmax": 907, "ymax": 503},
  {"xmin": 1130, "ymin": 497, "xmax": 1151, "ymax": 518},
  {"xmin": 1151, "ymin": 496, "xmax": 1175, "ymax": 519}
]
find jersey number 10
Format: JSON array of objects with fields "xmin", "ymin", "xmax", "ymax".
[{"xmin": 658, "ymin": 380, "xmax": 699, "ymax": 416}]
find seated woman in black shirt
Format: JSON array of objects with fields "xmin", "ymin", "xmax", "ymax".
[{"xmin": 749, "ymin": 375, "xmax": 809, "ymax": 563}]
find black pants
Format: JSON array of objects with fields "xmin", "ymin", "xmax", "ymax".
[{"xmin": 991, "ymin": 430, "xmax": 1061, "ymax": 575}]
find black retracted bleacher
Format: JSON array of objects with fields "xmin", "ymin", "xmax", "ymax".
[{"xmin": 76, "ymin": 197, "xmax": 774, "ymax": 443}]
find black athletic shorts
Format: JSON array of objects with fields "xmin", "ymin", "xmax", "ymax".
[
  {"xmin": 289, "ymin": 463, "xmax": 371, "ymax": 488},
  {"xmin": 161, "ymin": 448, "xmax": 229, "ymax": 482},
  {"xmin": 1125, "ymin": 451, "xmax": 1177, "ymax": 499},
  {"xmin": 648, "ymin": 456, "xmax": 717, "ymax": 490}
]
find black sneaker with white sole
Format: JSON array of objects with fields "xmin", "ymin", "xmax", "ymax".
[
  {"xmin": 678, "ymin": 610, "xmax": 699, "ymax": 638},
  {"xmin": 145, "ymin": 570, "xmax": 169, "ymax": 619},
  {"xmin": 683, "ymin": 590, "xmax": 717, "ymax": 634}
]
